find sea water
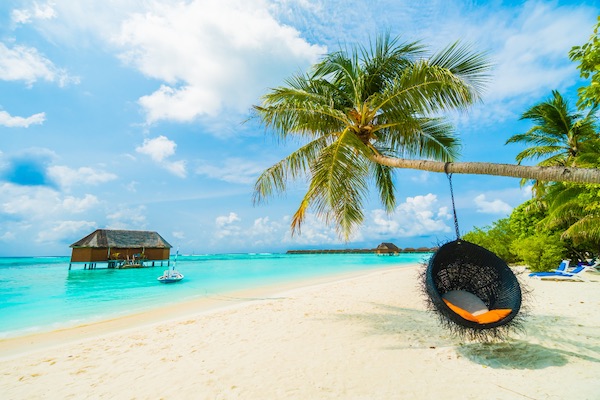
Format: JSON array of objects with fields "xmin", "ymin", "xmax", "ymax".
[{"xmin": 0, "ymin": 253, "xmax": 429, "ymax": 338}]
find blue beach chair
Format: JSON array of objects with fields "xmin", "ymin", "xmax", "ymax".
[
  {"xmin": 529, "ymin": 263, "xmax": 589, "ymax": 282},
  {"xmin": 528, "ymin": 260, "xmax": 569, "ymax": 278}
]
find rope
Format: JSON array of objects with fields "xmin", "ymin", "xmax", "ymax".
[{"xmin": 445, "ymin": 163, "xmax": 461, "ymax": 239}]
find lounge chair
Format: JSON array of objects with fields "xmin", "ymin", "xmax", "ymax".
[
  {"xmin": 577, "ymin": 259, "xmax": 600, "ymax": 272},
  {"xmin": 528, "ymin": 260, "xmax": 569, "ymax": 278},
  {"xmin": 529, "ymin": 264, "xmax": 589, "ymax": 282}
]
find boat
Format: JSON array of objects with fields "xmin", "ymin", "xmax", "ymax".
[
  {"xmin": 158, "ymin": 249, "xmax": 184, "ymax": 283},
  {"xmin": 157, "ymin": 269, "xmax": 184, "ymax": 283}
]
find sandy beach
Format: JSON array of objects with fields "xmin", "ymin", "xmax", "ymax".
[{"xmin": 1, "ymin": 264, "xmax": 599, "ymax": 399}]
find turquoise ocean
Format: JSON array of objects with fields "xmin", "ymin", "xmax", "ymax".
[{"xmin": 0, "ymin": 253, "xmax": 429, "ymax": 339}]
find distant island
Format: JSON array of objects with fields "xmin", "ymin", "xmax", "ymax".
[{"xmin": 287, "ymin": 242, "xmax": 437, "ymax": 255}]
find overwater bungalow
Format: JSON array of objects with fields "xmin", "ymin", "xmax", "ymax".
[
  {"xmin": 69, "ymin": 229, "xmax": 172, "ymax": 269},
  {"xmin": 375, "ymin": 242, "xmax": 401, "ymax": 255}
]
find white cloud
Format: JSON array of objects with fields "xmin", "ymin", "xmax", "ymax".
[
  {"xmin": 164, "ymin": 160, "xmax": 187, "ymax": 178},
  {"xmin": 0, "ymin": 42, "xmax": 77, "ymax": 86},
  {"xmin": 136, "ymin": 136, "xmax": 187, "ymax": 178},
  {"xmin": 473, "ymin": 194, "xmax": 513, "ymax": 215},
  {"xmin": 210, "ymin": 197, "xmax": 452, "ymax": 249},
  {"xmin": 136, "ymin": 136, "xmax": 176, "ymax": 162},
  {"xmin": 212, "ymin": 212, "xmax": 290, "ymax": 247},
  {"xmin": 0, "ymin": 231, "xmax": 16, "ymax": 241},
  {"xmin": 282, "ymin": 213, "xmax": 344, "ymax": 245},
  {"xmin": 0, "ymin": 110, "xmax": 45, "ymax": 127},
  {"xmin": 62, "ymin": 194, "xmax": 99, "ymax": 213},
  {"xmin": 366, "ymin": 194, "xmax": 451, "ymax": 237},
  {"xmin": 0, "ymin": 183, "xmax": 99, "ymax": 218},
  {"xmin": 196, "ymin": 158, "xmax": 266, "ymax": 184},
  {"xmin": 252, "ymin": 216, "xmax": 280, "ymax": 236},
  {"xmin": 0, "ymin": 184, "xmax": 56, "ymax": 217},
  {"xmin": 215, "ymin": 212, "xmax": 242, "ymax": 239},
  {"xmin": 47, "ymin": 165, "xmax": 118, "ymax": 189},
  {"xmin": 211, "ymin": 211, "xmax": 343, "ymax": 247},
  {"xmin": 106, "ymin": 205, "xmax": 147, "ymax": 230},
  {"xmin": 138, "ymin": 85, "xmax": 220, "ymax": 123},
  {"xmin": 445, "ymin": 2, "xmax": 596, "ymax": 127},
  {"xmin": 11, "ymin": 1, "xmax": 57, "ymax": 24},
  {"xmin": 216, "ymin": 212, "xmax": 241, "ymax": 227},
  {"xmin": 114, "ymin": 0, "xmax": 325, "ymax": 124},
  {"xmin": 124, "ymin": 180, "xmax": 139, "ymax": 193},
  {"xmin": 172, "ymin": 231, "xmax": 186, "ymax": 240},
  {"xmin": 36, "ymin": 220, "xmax": 96, "ymax": 244},
  {"xmin": 484, "ymin": 2, "xmax": 592, "ymax": 102}
]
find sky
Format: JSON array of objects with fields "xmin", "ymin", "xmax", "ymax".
[{"xmin": 0, "ymin": 0, "xmax": 598, "ymax": 256}]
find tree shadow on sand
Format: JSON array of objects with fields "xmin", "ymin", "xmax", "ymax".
[
  {"xmin": 330, "ymin": 303, "xmax": 459, "ymax": 349},
  {"xmin": 331, "ymin": 304, "xmax": 600, "ymax": 370},
  {"xmin": 458, "ymin": 341, "xmax": 571, "ymax": 369}
]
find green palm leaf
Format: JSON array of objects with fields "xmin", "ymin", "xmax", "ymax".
[{"xmin": 253, "ymin": 33, "xmax": 491, "ymax": 239}]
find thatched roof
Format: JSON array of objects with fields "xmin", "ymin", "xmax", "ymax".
[
  {"xmin": 70, "ymin": 229, "xmax": 172, "ymax": 249},
  {"xmin": 376, "ymin": 242, "xmax": 400, "ymax": 251}
]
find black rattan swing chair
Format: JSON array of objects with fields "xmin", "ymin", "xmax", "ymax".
[{"xmin": 424, "ymin": 166, "xmax": 523, "ymax": 339}]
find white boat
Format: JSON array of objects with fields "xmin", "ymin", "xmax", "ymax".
[
  {"xmin": 157, "ymin": 269, "xmax": 184, "ymax": 283},
  {"xmin": 158, "ymin": 249, "xmax": 184, "ymax": 283}
]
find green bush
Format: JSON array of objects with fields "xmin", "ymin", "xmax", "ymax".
[
  {"xmin": 462, "ymin": 218, "xmax": 519, "ymax": 263},
  {"xmin": 510, "ymin": 233, "xmax": 567, "ymax": 272}
]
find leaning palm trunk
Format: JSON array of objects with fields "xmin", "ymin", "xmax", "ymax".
[{"xmin": 372, "ymin": 154, "xmax": 600, "ymax": 184}]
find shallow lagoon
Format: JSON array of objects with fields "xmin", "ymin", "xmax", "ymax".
[{"xmin": 0, "ymin": 253, "xmax": 428, "ymax": 338}]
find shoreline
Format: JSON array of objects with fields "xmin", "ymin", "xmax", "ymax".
[
  {"xmin": 0, "ymin": 264, "xmax": 412, "ymax": 360},
  {"xmin": 1, "ymin": 265, "xmax": 599, "ymax": 399}
]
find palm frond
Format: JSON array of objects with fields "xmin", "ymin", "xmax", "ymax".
[
  {"xmin": 370, "ymin": 161, "xmax": 396, "ymax": 213},
  {"xmin": 562, "ymin": 215, "xmax": 600, "ymax": 243},
  {"xmin": 429, "ymin": 41, "xmax": 492, "ymax": 98},
  {"xmin": 291, "ymin": 130, "xmax": 371, "ymax": 239},
  {"xmin": 375, "ymin": 61, "xmax": 482, "ymax": 118},
  {"xmin": 507, "ymin": 90, "xmax": 599, "ymax": 167},
  {"xmin": 253, "ymin": 135, "xmax": 332, "ymax": 204}
]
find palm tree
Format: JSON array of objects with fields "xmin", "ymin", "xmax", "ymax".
[
  {"xmin": 505, "ymin": 92, "xmax": 600, "ymax": 248},
  {"xmin": 506, "ymin": 90, "xmax": 598, "ymax": 167},
  {"xmin": 253, "ymin": 34, "xmax": 600, "ymax": 239},
  {"xmin": 541, "ymin": 182, "xmax": 600, "ymax": 251},
  {"xmin": 505, "ymin": 90, "xmax": 598, "ymax": 194},
  {"xmin": 538, "ymin": 137, "xmax": 600, "ymax": 251}
]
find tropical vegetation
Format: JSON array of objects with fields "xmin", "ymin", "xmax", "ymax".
[{"xmin": 465, "ymin": 20, "xmax": 600, "ymax": 271}]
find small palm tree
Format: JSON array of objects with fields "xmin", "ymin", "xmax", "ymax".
[
  {"xmin": 506, "ymin": 90, "xmax": 598, "ymax": 167},
  {"xmin": 505, "ymin": 90, "xmax": 598, "ymax": 194}
]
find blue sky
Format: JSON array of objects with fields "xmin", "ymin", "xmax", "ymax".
[{"xmin": 0, "ymin": 0, "xmax": 598, "ymax": 256}]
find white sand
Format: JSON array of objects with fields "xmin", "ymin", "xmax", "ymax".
[{"xmin": 1, "ymin": 265, "xmax": 599, "ymax": 399}]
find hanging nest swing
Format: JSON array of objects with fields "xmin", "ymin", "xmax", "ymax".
[{"xmin": 423, "ymin": 167, "xmax": 523, "ymax": 340}]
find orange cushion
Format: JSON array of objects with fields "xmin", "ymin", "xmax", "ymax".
[
  {"xmin": 443, "ymin": 299, "xmax": 511, "ymax": 324},
  {"xmin": 475, "ymin": 309, "xmax": 512, "ymax": 324}
]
